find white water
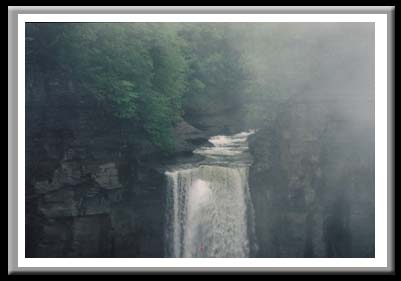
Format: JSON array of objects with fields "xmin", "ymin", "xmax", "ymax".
[{"xmin": 165, "ymin": 130, "xmax": 257, "ymax": 258}]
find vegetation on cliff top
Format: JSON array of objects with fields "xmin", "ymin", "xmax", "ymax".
[
  {"xmin": 26, "ymin": 23, "xmax": 246, "ymax": 153},
  {"xmin": 27, "ymin": 23, "xmax": 371, "ymax": 153}
]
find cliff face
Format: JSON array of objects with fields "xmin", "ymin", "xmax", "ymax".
[
  {"xmin": 25, "ymin": 64, "xmax": 209, "ymax": 258},
  {"xmin": 25, "ymin": 58, "xmax": 374, "ymax": 258},
  {"xmin": 248, "ymin": 92, "xmax": 374, "ymax": 258},
  {"xmin": 183, "ymin": 106, "xmax": 245, "ymax": 137}
]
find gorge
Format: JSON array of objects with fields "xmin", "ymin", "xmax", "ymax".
[{"xmin": 25, "ymin": 22, "xmax": 375, "ymax": 258}]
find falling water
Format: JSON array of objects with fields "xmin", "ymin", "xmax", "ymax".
[{"xmin": 165, "ymin": 130, "xmax": 257, "ymax": 258}]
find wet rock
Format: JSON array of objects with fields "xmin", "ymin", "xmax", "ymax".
[
  {"xmin": 249, "ymin": 92, "xmax": 374, "ymax": 258},
  {"xmin": 26, "ymin": 67, "xmax": 165, "ymax": 258},
  {"xmin": 69, "ymin": 215, "xmax": 113, "ymax": 257},
  {"xmin": 93, "ymin": 162, "xmax": 122, "ymax": 190},
  {"xmin": 172, "ymin": 120, "xmax": 210, "ymax": 154},
  {"xmin": 39, "ymin": 189, "xmax": 79, "ymax": 218}
]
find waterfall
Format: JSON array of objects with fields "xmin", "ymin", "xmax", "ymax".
[{"xmin": 165, "ymin": 130, "xmax": 257, "ymax": 258}]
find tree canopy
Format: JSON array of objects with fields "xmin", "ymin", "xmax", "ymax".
[{"xmin": 26, "ymin": 23, "xmax": 248, "ymax": 153}]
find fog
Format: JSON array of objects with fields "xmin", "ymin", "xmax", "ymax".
[
  {"xmin": 228, "ymin": 23, "xmax": 374, "ymax": 129},
  {"xmin": 25, "ymin": 22, "xmax": 375, "ymax": 258},
  {"xmin": 223, "ymin": 23, "xmax": 375, "ymax": 257}
]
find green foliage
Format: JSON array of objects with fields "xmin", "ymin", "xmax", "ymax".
[
  {"xmin": 141, "ymin": 92, "xmax": 176, "ymax": 152},
  {"xmin": 26, "ymin": 23, "xmax": 248, "ymax": 152},
  {"xmin": 177, "ymin": 24, "xmax": 247, "ymax": 115},
  {"xmin": 27, "ymin": 23, "xmax": 190, "ymax": 152}
]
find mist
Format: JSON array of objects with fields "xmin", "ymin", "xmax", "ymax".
[
  {"xmin": 25, "ymin": 22, "xmax": 375, "ymax": 258},
  {"xmin": 227, "ymin": 23, "xmax": 375, "ymax": 257},
  {"xmin": 224, "ymin": 23, "xmax": 375, "ymax": 130}
]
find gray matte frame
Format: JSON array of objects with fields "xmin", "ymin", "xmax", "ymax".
[{"xmin": 8, "ymin": 6, "xmax": 395, "ymax": 274}]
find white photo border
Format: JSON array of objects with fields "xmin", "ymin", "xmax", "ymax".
[{"xmin": 17, "ymin": 13, "xmax": 388, "ymax": 269}]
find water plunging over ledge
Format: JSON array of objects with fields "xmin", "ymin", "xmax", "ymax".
[{"xmin": 164, "ymin": 130, "xmax": 257, "ymax": 258}]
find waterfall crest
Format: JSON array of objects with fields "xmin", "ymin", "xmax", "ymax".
[{"xmin": 165, "ymin": 130, "xmax": 256, "ymax": 258}]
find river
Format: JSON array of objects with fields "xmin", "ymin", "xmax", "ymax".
[{"xmin": 164, "ymin": 130, "xmax": 257, "ymax": 258}]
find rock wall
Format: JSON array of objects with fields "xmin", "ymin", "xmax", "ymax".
[
  {"xmin": 25, "ymin": 62, "xmax": 208, "ymax": 258},
  {"xmin": 248, "ymin": 92, "xmax": 375, "ymax": 258},
  {"xmin": 184, "ymin": 106, "xmax": 244, "ymax": 137}
]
